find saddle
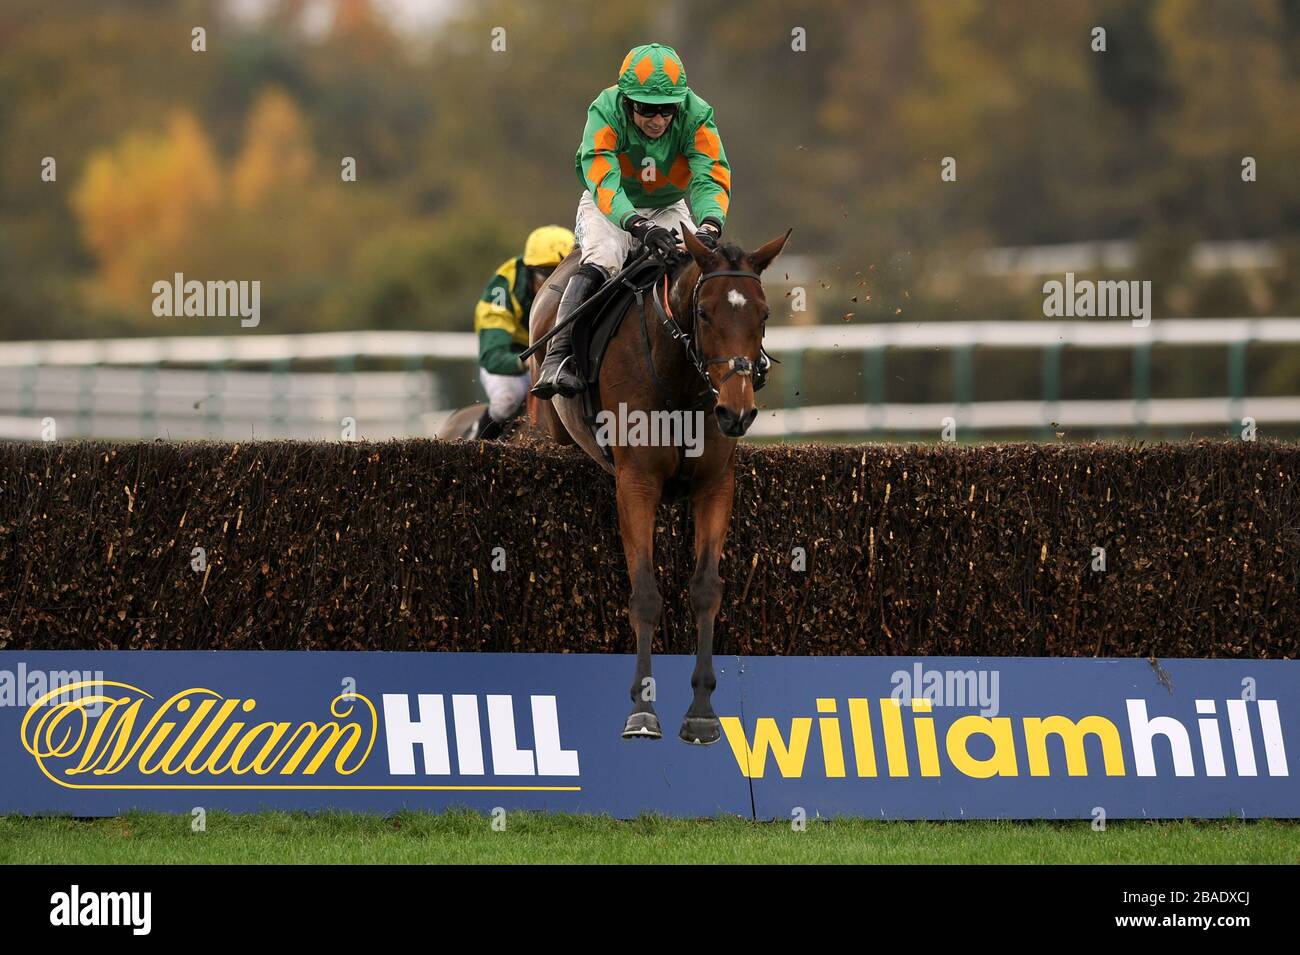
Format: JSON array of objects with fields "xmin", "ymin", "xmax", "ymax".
[{"xmin": 567, "ymin": 250, "xmax": 709, "ymax": 468}]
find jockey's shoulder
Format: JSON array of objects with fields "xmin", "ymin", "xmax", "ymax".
[
  {"xmin": 492, "ymin": 255, "xmax": 524, "ymax": 282},
  {"xmin": 681, "ymin": 89, "xmax": 715, "ymax": 117},
  {"xmin": 480, "ymin": 255, "xmax": 524, "ymax": 301}
]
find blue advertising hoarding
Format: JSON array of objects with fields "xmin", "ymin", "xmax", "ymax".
[{"xmin": 1, "ymin": 652, "xmax": 1295, "ymax": 819}]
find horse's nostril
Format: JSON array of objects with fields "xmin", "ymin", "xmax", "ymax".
[{"xmin": 714, "ymin": 405, "xmax": 752, "ymax": 436}]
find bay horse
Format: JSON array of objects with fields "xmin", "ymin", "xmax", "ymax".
[{"xmin": 528, "ymin": 228, "xmax": 790, "ymax": 744}]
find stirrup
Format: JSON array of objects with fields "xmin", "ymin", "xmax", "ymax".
[
  {"xmin": 555, "ymin": 354, "xmax": 583, "ymax": 381},
  {"xmin": 533, "ymin": 355, "xmax": 584, "ymax": 398},
  {"xmin": 532, "ymin": 356, "xmax": 571, "ymax": 397},
  {"xmin": 554, "ymin": 355, "xmax": 586, "ymax": 392}
]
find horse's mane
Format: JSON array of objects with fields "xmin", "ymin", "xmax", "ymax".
[
  {"xmin": 713, "ymin": 243, "xmax": 748, "ymax": 269},
  {"xmin": 668, "ymin": 242, "xmax": 748, "ymax": 283}
]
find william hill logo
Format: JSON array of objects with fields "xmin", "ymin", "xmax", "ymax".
[
  {"xmin": 720, "ymin": 698, "xmax": 1290, "ymax": 779},
  {"xmin": 21, "ymin": 681, "xmax": 580, "ymax": 791}
]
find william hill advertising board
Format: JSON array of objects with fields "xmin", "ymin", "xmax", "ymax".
[{"xmin": 2, "ymin": 652, "xmax": 1295, "ymax": 819}]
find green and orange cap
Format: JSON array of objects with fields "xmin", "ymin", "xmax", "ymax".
[{"xmin": 616, "ymin": 43, "xmax": 688, "ymax": 104}]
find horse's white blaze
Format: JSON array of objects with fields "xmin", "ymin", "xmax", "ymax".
[{"xmin": 727, "ymin": 289, "xmax": 747, "ymax": 308}]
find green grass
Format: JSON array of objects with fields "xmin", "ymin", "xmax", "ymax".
[{"xmin": 2, "ymin": 812, "xmax": 1297, "ymax": 864}]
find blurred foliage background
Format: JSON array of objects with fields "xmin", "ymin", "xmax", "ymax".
[{"xmin": 1, "ymin": 0, "xmax": 1298, "ymax": 404}]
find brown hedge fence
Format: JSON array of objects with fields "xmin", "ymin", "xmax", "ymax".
[{"xmin": 1, "ymin": 438, "xmax": 1297, "ymax": 658}]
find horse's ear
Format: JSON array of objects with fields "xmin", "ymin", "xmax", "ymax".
[
  {"xmin": 681, "ymin": 228, "xmax": 716, "ymax": 269},
  {"xmin": 748, "ymin": 229, "xmax": 793, "ymax": 275}
]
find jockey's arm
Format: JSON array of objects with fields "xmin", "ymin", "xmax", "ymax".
[
  {"xmin": 577, "ymin": 100, "xmax": 639, "ymax": 229},
  {"xmin": 474, "ymin": 276, "xmax": 525, "ymax": 375},
  {"xmin": 478, "ymin": 328, "xmax": 524, "ymax": 375},
  {"xmin": 685, "ymin": 106, "xmax": 731, "ymax": 233}
]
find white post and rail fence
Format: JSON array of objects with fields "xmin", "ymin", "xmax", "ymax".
[{"xmin": 1, "ymin": 318, "xmax": 1298, "ymax": 441}]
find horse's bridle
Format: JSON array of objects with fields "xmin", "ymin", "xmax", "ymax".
[
  {"xmin": 691, "ymin": 269, "xmax": 764, "ymax": 394},
  {"xmin": 648, "ymin": 265, "xmax": 772, "ymax": 400}
]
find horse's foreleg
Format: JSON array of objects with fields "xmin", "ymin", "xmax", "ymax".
[
  {"xmin": 617, "ymin": 468, "xmax": 665, "ymax": 740},
  {"xmin": 680, "ymin": 470, "xmax": 735, "ymax": 745}
]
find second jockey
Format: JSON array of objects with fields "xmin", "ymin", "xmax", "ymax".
[{"xmin": 473, "ymin": 224, "xmax": 575, "ymax": 438}]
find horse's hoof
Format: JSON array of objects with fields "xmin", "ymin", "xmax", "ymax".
[
  {"xmin": 622, "ymin": 711, "xmax": 662, "ymax": 740},
  {"xmin": 679, "ymin": 716, "xmax": 722, "ymax": 746}
]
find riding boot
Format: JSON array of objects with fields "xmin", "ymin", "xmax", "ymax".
[
  {"xmin": 473, "ymin": 407, "xmax": 504, "ymax": 441},
  {"xmin": 530, "ymin": 267, "xmax": 602, "ymax": 400}
]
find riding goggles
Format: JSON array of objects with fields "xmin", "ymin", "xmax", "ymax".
[{"xmin": 628, "ymin": 99, "xmax": 679, "ymax": 119}]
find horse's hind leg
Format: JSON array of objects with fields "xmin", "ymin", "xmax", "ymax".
[
  {"xmin": 617, "ymin": 467, "xmax": 665, "ymax": 740},
  {"xmin": 679, "ymin": 470, "xmax": 735, "ymax": 745}
]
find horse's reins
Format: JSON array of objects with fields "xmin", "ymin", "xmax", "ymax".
[{"xmin": 646, "ymin": 264, "xmax": 766, "ymax": 401}]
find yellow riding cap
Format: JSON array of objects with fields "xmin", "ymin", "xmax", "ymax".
[{"xmin": 523, "ymin": 225, "xmax": 576, "ymax": 267}]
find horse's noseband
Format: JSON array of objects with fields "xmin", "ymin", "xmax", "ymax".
[{"xmin": 708, "ymin": 354, "xmax": 753, "ymax": 388}]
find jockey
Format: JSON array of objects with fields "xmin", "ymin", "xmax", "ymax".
[
  {"xmin": 531, "ymin": 42, "xmax": 732, "ymax": 400},
  {"xmin": 472, "ymin": 224, "xmax": 576, "ymax": 439}
]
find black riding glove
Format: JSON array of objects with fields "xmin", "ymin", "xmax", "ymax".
[
  {"xmin": 694, "ymin": 218, "xmax": 722, "ymax": 251},
  {"xmin": 626, "ymin": 215, "xmax": 679, "ymax": 261}
]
